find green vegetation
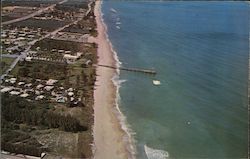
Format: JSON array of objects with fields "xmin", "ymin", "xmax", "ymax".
[
  {"xmin": 2, "ymin": 0, "xmax": 61, "ymax": 7},
  {"xmin": 1, "ymin": 16, "xmax": 16, "ymax": 22},
  {"xmin": 10, "ymin": 18, "xmax": 69, "ymax": 31},
  {"xmin": 55, "ymin": 0, "xmax": 88, "ymax": 12},
  {"xmin": 15, "ymin": 60, "xmax": 68, "ymax": 80},
  {"xmin": 32, "ymin": 38, "xmax": 85, "ymax": 52},
  {"xmin": 1, "ymin": 57, "xmax": 15, "ymax": 74},
  {"xmin": 1, "ymin": 93, "xmax": 88, "ymax": 156},
  {"xmin": 2, "ymin": 0, "xmax": 97, "ymax": 157}
]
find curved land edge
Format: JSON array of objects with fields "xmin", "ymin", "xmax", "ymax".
[
  {"xmin": 1, "ymin": 0, "xmax": 97, "ymax": 158},
  {"xmin": 92, "ymin": 1, "xmax": 130, "ymax": 159}
]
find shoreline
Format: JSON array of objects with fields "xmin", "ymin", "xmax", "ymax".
[{"xmin": 92, "ymin": 1, "xmax": 134, "ymax": 159}]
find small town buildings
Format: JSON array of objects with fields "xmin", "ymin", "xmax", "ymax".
[
  {"xmin": 20, "ymin": 93, "xmax": 29, "ymax": 98},
  {"xmin": 35, "ymin": 95, "xmax": 45, "ymax": 100},
  {"xmin": 25, "ymin": 57, "xmax": 32, "ymax": 61},
  {"xmin": 1, "ymin": 87, "xmax": 13, "ymax": 93},
  {"xmin": 9, "ymin": 78, "xmax": 17, "ymax": 84},
  {"xmin": 36, "ymin": 84, "xmax": 44, "ymax": 89},
  {"xmin": 68, "ymin": 88, "xmax": 73, "ymax": 92},
  {"xmin": 68, "ymin": 92, "xmax": 74, "ymax": 96},
  {"xmin": 63, "ymin": 54, "xmax": 78, "ymax": 63},
  {"xmin": 56, "ymin": 96, "xmax": 67, "ymax": 103},
  {"xmin": 58, "ymin": 50, "xmax": 65, "ymax": 53},
  {"xmin": 44, "ymin": 86, "xmax": 54, "ymax": 91},
  {"xmin": 25, "ymin": 83, "xmax": 32, "ymax": 87},
  {"xmin": 85, "ymin": 60, "xmax": 92, "ymax": 65},
  {"xmin": 65, "ymin": 50, "xmax": 71, "ymax": 54},
  {"xmin": 46, "ymin": 79, "xmax": 58, "ymax": 85},
  {"xmin": 18, "ymin": 82, "xmax": 25, "ymax": 86},
  {"xmin": 10, "ymin": 91, "xmax": 21, "ymax": 95}
]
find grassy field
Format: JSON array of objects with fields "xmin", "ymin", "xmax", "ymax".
[
  {"xmin": 9, "ymin": 18, "xmax": 69, "ymax": 31},
  {"xmin": 2, "ymin": 0, "xmax": 61, "ymax": 7},
  {"xmin": 1, "ymin": 57, "xmax": 15, "ymax": 74},
  {"xmin": 1, "ymin": 16, "xmax": 17, "ymax": 22}
]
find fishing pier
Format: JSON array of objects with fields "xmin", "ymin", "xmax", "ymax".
[{"xmin": 97, "ymin": 64, "xmax": 156, "ymax": 75}]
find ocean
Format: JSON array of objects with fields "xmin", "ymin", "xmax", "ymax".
[{"xmin": 102, "ymin": 1, "xmax": 249, "ymax": 159}]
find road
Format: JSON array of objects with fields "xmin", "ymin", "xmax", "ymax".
[
  {"xmin": 1, "ymin": 0, "xmax": 93, "ymax": 81},
  {"xmin": 86, "ymin": 1, "xmax": 94, "ymax": 16},
  {"xmin": 1, "ymin": 19, "xmax": 79, "ymax": 81},
  {"xmin": 2, "ymin": 0, "xmax": 68, "ymax": 25}
]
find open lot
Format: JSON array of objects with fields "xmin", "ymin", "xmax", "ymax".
[
  {"xmin": 1, "ymin": 57, "xmax": 15, "ymax": 74},
  {"xmin": 2, "ymin": 0, "xmax": 60, "ymax": 7},
  {"xmin": 8, "ymin": 18, "xmax": 69, "ymax": 31}
]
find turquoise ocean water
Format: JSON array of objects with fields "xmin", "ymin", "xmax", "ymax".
[{"xmin": 102, "ymin": 2, "xmax": 249, "ymax": 159}]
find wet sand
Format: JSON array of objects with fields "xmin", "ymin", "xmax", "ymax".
[{"xmin": 92, "ymin": 1, "xmax": 129, "ymax": 159}]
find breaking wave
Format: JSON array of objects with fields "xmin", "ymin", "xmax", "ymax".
[
  {"xmin": 100, "ymin": 1, "xmax": 136, "ymax": 159},
  {"xmin": 144, "ymin": 145, "xmax": 169, "ymax": 159}
]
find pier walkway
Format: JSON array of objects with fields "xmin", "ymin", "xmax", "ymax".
[{"xmin": 97, "ymin": 64, "xmax": 156, "ymax": 75}]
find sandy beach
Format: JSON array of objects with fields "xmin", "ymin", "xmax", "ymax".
[{"xmin": 91, "ymin": 1, "xmax": 129, "ymax": 159}]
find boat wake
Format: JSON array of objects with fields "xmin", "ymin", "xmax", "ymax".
[{"xmin": 144, "ymin": 145, "xmax": 169, "ymax": 159}]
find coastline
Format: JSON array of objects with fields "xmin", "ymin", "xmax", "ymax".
[{"xmin": 91, "ymin": 1, "xmax": 134, "ymax": 159}]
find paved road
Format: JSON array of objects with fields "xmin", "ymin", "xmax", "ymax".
[
  {"xmin": 1, "ymin": 19, "xmax": 79, "ymax": 81},
  {"xmin": 2, "ymin": 0, "xmax": 68, "ymax": 25},
  {"xmin": 86, "ymin": 1, "xmax": 94, "ymax": 16},
  {"xmin": 1, "ymin": 0, "xmax": 92, "ymax": 81}
]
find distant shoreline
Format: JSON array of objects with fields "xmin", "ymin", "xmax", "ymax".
[{"xmin": 92, "ymin": 1, "xmax": 130, "ymax": 159}]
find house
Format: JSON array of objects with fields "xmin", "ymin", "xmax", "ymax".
[
  {"xmin": 20, "ymin": 93, "xmax": 29, "ymax": 98},
  {"xmin": 68, "ymin": 92, "xmax": 74, "ymax": 96},
  {"xmin": 56, "ymin": 96, "xmax": 67, "ymax": 103},
  {"xmin": 76, "ymin": 52, "xmax": 83, "ymax": 57},
  {"xmin": 28, "ymin": 51, "xmax": 38, "ymax": 55},
  {"xmin": 25, "ymin": 57, "xmax": 32, "ymax": 62},
  {"xmin": 51, "ymin": 49, "xmax": 57, "ymax": 52},
  {"xmin": 67, "ymin": 88, "xmax": 73, "ymax": 92},
  {"xmin": 44, "ymin": 86, "xmax": 54, "ymax": 91},
  {"xmin": 85, "ymin": 60, "xmax": 92, "ymax": 65},
  {"xmin": 18, "ymin": 82, "xmax": 25, "ymax": 86},
  {"xmin": 35, "ymin": 90, "xmax": 41, "ymax": 95},
  {"xmin": 51, "ymin": 91, "xmax": 57, "ymax": 96},
  {"xmin": 35, "ymin": 95, "xmax": 45, "ymax": 100},
  {"xmin": 25, "ymin": 83, "xmax": 32, "ymax": 87},
  {"xmin": 63, "ymin": 54, "xmax": 78, "ymax": 63},
  {"xmin": 1, "ymin": 87, "xmax": 13, "ymax": 93},
  {"xmin": 46, "ymin": 79, "xmax": 58, "ymax": 85},
  {"xmin": 58, "ymin": 50, "xmax": 65, "ymax": 53},
  {"xmin": 36, "ymin": 84, "xmax": 44, "ymax": 89},
  {"xmin": 9, "ymin": 91, "xmax": 20, "ymax": 95},
  {"xmin": 65, "ymin": 50, "xmax": 71, "ymax": 54},
  {"xmin": 9, "ymin": 78, "xmax": 17, "ymax": 84}
]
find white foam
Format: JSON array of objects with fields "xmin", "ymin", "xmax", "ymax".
[
  {"xmin": 116, "ymin": 22, "xmax": 122, "ymax": 25},
  {"xmin": 110, "ymin": 8, "xmax": 117, "ymax": 13},
  {"xmin": 144, "ymin": 145, "xmax": 169, "ymax": 159},
  {"xmin": 99, "ymin": 2, "xmax": 137, "ymax": 159}
]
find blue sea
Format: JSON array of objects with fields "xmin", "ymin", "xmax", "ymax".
[{"xmin": 102, "ymin": 1, "xmax": 249, "ymax": 159}]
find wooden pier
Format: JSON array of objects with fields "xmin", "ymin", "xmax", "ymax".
[{"xmin": 97, "ymin": 64, "xmax": 156, "ymax": 75}]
